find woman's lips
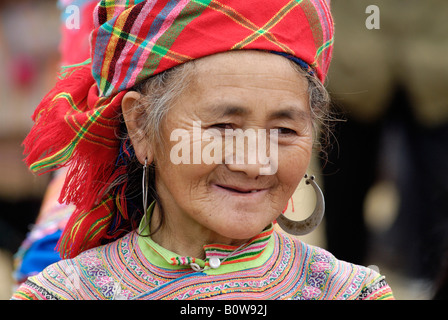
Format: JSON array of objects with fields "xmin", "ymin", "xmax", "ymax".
[{"xmin": 214, "ymin": 184, "xmax": 266, "ymax": 195}]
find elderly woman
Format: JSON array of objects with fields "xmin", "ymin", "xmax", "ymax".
[{"xmin": 12, "ymin": 0, "xmax": 393, "ymax": 300}]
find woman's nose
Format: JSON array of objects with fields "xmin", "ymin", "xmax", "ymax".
[
  {"xmin": 223, "ymin": 129, "xmax": 278, "ymax": 177},
  {"xmin": 226, "ymin": 162, "xmax": 264, "ymax": 179}
]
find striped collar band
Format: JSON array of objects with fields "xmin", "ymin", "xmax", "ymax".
[{"xmin": 175, "ymin": 225, "xmax": 273, "ymax": 268}]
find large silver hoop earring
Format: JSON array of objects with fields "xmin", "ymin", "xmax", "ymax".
[
  {"xmin": 276, "ymin": 174, "xmax": 325, "ymax": 236},
  {"xmin": 142, "ymin": 158, "xmax": 149, "ymax": 214}
]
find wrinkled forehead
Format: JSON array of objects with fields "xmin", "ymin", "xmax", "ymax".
[
  {"xmin": 165, "ymin": 51, "xmax": 311, "ymax": 122},
  {"xmin": 192, "ymin": 51, "xmax": 309, "ymax": 96}
]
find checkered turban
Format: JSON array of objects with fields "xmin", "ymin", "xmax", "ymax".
[
  {"xmin": 92, "ymin": 0, "xmax": 334, "ymax": 97},
  {"xmin": 24, "ymin": 0, "xmax": 334, "ymax": 258}
]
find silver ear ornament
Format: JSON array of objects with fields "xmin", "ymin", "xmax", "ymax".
[
  {"xmin": 276, "ymin": 174, "xmax": 325, "ymax": 236},
  {"xmin": 142, "ymin": 158, "xmax": 149, "ymax": 213}
]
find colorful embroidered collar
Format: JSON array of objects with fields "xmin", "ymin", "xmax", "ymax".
[{"xmin": 137, "ymin": 202, "xmax": 274, "ymax": 274}]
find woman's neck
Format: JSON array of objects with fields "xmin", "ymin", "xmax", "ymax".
[{"xmin": 148, "ymin": 204, "xmax": 248, "ymax": 260}]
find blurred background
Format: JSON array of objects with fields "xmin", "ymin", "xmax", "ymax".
[
  {"xmin": 0, "ymin": 0, "xmax": 447, "ymax": 300},
  {"xmin": 0, "ymin": 0, "xmax": 60, "ymax": 299}
]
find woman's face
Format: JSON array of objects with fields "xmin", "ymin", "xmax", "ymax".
[{"xmin": 152, "ymin": 51, "xmax": 313, "ymax": 243}]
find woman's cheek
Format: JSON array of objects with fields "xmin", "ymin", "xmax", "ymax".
[{"xmin": 277, "ymin": 145, "xmax": 312, "ymax": 188}]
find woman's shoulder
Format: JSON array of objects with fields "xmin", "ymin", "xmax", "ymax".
[
  {"xmin": 11, "ymin": 233, "xmax": 134, "ymax": 300},
  {"xmin": 275, "ymin": 230, "xmax": 395, "ymax": 300}
]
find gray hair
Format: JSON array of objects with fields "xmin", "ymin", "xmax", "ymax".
[{"xmin": 126, "ymin": 62, "xmax": 196, "ymax": 155}]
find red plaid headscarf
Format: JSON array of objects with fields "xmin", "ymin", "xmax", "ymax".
[{"xmin": 23, "ymin": 0, "xmax": 334, "ymax": 258}]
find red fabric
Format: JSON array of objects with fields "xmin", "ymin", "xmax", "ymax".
[
  {"xmin": 153, "ymin": 3, "xmax": 321, "ymax": 83},
  {"xmin": 59, "ymin": 1, "xmax": 97, "ymax": 66},
  {"xmin": 23, "ymin": 66, "xmax": 128, "ymax": 258}
]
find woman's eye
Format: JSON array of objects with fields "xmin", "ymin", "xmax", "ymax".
[
  {"xmin": 211, "ymin": 123, "xmax": 233, "ymax": 130},
  {"xmin": 277, "ymin": 127, "xmax": 297, "ymax": 135}
]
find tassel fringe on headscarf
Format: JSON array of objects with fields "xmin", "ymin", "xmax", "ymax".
[{"xmin": 23, "ymin": 62, "xmax": 130, "ymax": 258}]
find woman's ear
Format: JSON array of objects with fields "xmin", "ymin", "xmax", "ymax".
[{"xmin": 121, "ymin": 91, "xmax": 153, "ymax": 165}]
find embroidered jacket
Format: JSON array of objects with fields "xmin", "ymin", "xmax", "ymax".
[{"xmin": 12, "ymin": 222, "xmax": 394, "ymax": 300}]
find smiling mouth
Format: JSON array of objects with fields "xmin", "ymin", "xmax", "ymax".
[{"xmin": 216, "ymin": 185, "xmax": 262, "ymax": 194}]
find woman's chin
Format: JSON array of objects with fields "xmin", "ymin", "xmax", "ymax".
[
  {"xmin": 203, "ymin": 209, "xmax": 274, "ymax": 242},
  {"xmin": 209, "ymin": 186, "xmax": 274, "ymax": 216}
]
